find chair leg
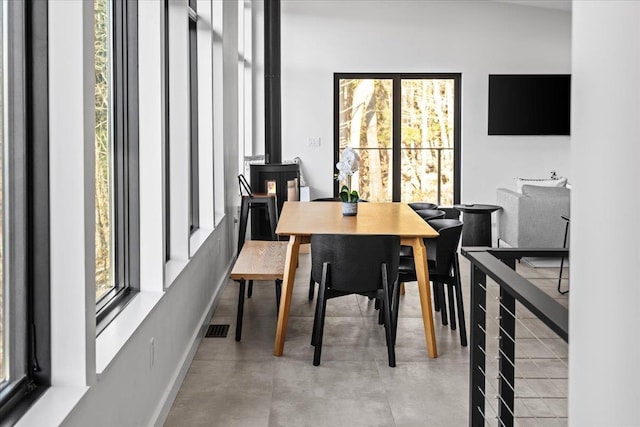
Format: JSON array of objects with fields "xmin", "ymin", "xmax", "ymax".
[
  {"xmin": 266, "ymin": 196, "xmax": 278, "ymax": 241},
  {"xmin": 453, "ymin": 256, "xmax": 467, "ymax": 347},
  {"xmin": 447, "ymin": 282, "xmax": 457, "ymax": 331},
  {"xmin": 391, "ymin": 280, "xmax": 400, "ymax": 346},
  {"xmin": 311, "ymin": 296, "xmax": 319, "ymax": 347},
  {"xmin": 433, "ymin": 282, "xmax": 441, "ymax": 312},
  {"xmin": 247, "ymin": 280, "xmax": 253, "ymax": 298},
  {"xmin": 238, "ymin": 197, "xmax": 250, "ymax": 253},
  {"xmin": 275, "ymin": 279, "xmax": 282, "ymax": 315},
  {"xmin": 381, "ymin": 266, "xmax": 396, "ymax": 367},
  {"xmin": 383, "ymin": 295, "xmax": 396, "ymax": 368},
  {"xmin": 308, "ymin": 276, "xmax": 315, "ymax": 301},
  {"xmin": 400, "ymin": 282, "xmax": 405, "ymax": 295},
  {"xmin": 558, "ymin": 220, "xmax": 569, "ymax": 295},
  {"xmin": 235, "ymin": 280, "xmax": 246, "ymax": 342},
  {"xmin": 313, "ymin": 282, "xmax": 328, "ymax": 366},
  {"xmin": 436, "ymin": 282, "xmax": 448, "ymax": 325}
]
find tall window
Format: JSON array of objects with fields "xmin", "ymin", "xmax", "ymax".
[
  {"xmin": 94, "ymin": 0, "xmax": 139, "ymax": 331},
  {"xmin": 335, "ymin": 73, "xmax": 461, "ymax": 205},
  {"xmin": 0, "ymin": 0, "xmax": 50, "ymax": 420},
  {"xmin": 188, "ymin": 0, "xmax": 199, "ymax": 233}
]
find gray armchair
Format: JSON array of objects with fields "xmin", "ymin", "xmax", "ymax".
[{"xmin": 496, "ymin": 185, "xmax": 570, "ymax": 248}]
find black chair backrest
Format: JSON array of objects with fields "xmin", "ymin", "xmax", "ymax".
[
  {"xmin": 311, "ymin": 234, "xmax": 400, "ymax": 293},
  {"xmin": 409, "ymin": 202, "xmax": 437, "ymax": 211},
  {"xmin": 425, "ymin": 219, "xmax": 463, "ymax": 275},
  {"xmin": 238, "ymin": 174, "xmax": 253, "ymax": 197},
  {"xmin": 437, "ymin": 206, "xmax": 461, "ymax": 220},
  {"xmin": 415, "ymin": 209, "xmax": 446, "ymax": 221}
]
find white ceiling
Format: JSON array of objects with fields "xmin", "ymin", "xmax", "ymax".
[{"xmin": 493, "ymin": 0, "xmax": 572, "ymax": 12}]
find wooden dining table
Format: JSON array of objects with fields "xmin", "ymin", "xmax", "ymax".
[{"xmin": 273, "ymin": 201, "xmax": 440, "ymax": 358}]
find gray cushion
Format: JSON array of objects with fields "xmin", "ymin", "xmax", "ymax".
[
  {"xmin": 515, "ymin": 176, "xmax": 567, "ymax": 193},
  {"xmin": 522, "ymin": 185, "xmax": 570, "ymax": 198}
]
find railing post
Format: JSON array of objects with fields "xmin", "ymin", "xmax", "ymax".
[
  {"xmin": 469, "ymin": 264, "xmax": 487, "ymax": 426},
  {"xmin": 499, "ymin": 288, "xmax": 515, "ymax": 427}
]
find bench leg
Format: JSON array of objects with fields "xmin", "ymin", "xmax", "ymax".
[{"xmin": 236, "ymin": 280, "xmax": 245, "ymax": 341}]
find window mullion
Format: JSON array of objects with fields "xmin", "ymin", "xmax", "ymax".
[{"xmin": 392, "ymin": 77, "xmax": 401, "ymax": 202}]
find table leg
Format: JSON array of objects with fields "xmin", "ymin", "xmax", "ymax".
[
  {"xmin": 409, "ymin": 237, "xmax": 438, "ymax": 358},
  {"xmin": 274, "ymin": 235, "xmax": 301, "ymax": 356}
]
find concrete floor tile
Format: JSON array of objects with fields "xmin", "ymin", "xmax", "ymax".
[{"xmin": 164, "ymin": 250, "xmax": 568, "ymax": 426}]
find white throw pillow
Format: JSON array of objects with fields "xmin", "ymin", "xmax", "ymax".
[{"xmin": 515, "ymin": 177, "xmax": 567, "ymax": 193}]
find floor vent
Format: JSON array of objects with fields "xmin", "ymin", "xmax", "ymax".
[{"xmin": 205, "ymin": 324, "xmax": 230, "ymax": 338}]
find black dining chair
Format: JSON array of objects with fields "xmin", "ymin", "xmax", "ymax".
[
  {"xmin": 310, "ymin": 234, "xmax": 400, "ymax": 367},
  {"xmin": 414, "ymin": 209, "xmax": 446, "ymax": 221},
  {"xmin": 398, "ymin": 219, "xmax": 467, "ymax": 346},
  {"xmin": 400, "ymin": 209, "xmax": 445, "ymax": 260},
  {"xmin": 409, "ymin": 202, "xmax": 438, "ymax": 211},
  {"xmin": 436, "ymin": 206, "xmax": 461, "ymax": 220},
  {"xmin": 306, "ymin": 197, "xmax": 368, "ymax": 300}
]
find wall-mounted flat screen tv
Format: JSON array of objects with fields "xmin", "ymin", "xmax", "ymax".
[{"xmin": 488, "ymin": 74, "xmax": 571, "ymax": 135}]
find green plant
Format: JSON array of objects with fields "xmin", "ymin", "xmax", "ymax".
[
  {"xmin": 339, "ymin": 184, "xmax": 359, "ymax": 203},
  {"xmin": 336, "ymin": 147, "xmax": 360, "ymax": 203}
]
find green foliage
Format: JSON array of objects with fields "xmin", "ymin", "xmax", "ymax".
[{"xmin": 339, "ymin": 185, "xmax": 359, "ymax": 203}]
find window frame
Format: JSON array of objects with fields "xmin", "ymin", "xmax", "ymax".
[
  {"xmin": 0, "ymin": 0, "xmax": 50, "ymax": 422},
  {"xmin": 188, "ymin": 0, "xmax": 199, "ymax": 234},
  {"xmin": 333, "ymin": 72, "xmax": 461, "ymax": 204},
  {"xmin": 163, "ymin": 0, "xmax": 170, "ymax": 260},
  {"xmin": 95, "ymin": 0, "xmax": 140, "ymax": 333}
]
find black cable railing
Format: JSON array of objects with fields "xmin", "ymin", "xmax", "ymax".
[{"xmin": 462, "ymin": 248, "xmax": 569, "ymax": 427}]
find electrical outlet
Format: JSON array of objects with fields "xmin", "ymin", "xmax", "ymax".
[
  {"xmin": 307, "ymin": 137, "xmax": 321, "ymax": 147},
  {"xmin": 149, "ymin": 337, "xmax": 155, "ymax": 368}
]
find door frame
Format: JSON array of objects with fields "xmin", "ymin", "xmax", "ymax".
[{"xmin": 333, "ymin": 72, "xmax": 461, "ymax": 204}]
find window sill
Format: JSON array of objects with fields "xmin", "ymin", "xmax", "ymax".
[
  {"xmin": 214, "ymin": 211, "xmax": 226, "ymax": 228},
  {"xmin": 189, "ymin": 227, "xmax": 213, "ymax": 258},
  {"xmin": 165, "ymin": 258, "xmax": 188, "ymax": 289},
  {"xmin": 15, "ymin": 386, "xmax": 88, "ymax": 427},
  {"xmin": 96, "ymin": 290, "xmax": 164, "ymax": 376}
]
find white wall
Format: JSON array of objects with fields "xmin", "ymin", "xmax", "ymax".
[
  {"xmin": 273, "ymin": 0, "xmax": 571, "ymax": 202},
  {"xmin": 570, "ymin": 2, "xmax": 640, "ymax": 425}
]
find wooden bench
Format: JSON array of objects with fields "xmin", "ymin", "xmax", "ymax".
[{"xmin": 230, "ymin": 240, "xmax": 288, "ymax": 341}]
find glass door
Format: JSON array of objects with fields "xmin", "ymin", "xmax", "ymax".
[{"xmin": 335, "ymin": 74, "xmax": 460, "ymax": 205}]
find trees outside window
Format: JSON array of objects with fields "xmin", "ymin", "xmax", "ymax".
[
  {"xmin": 94, "ymin": 0, "xmax": 139, "ymax": 331},
  {"xmin": 335, "ymin": 74, "xmax": 461, "ymax": 205}
]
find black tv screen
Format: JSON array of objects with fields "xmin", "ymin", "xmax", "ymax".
[{"xmin": 488, "ymin": 74, "xmax": 571, "ymax": 135}]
